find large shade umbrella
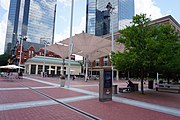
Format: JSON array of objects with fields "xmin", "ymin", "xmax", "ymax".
[
  {"xmin": 0, "ymin": 65, "xmax": 24, "ymax": 69},
  {"xmin": 0, "ymin": 65, "xmax": 23, "ymax": 80},
  {"xmin": 60, "ymin": 32, "xmax": 113, "ymax": 57},
  {"xmin": 60, "ymin": 32, "xmax": 124, "ymax": 81},
  {"xmin": 79, "ymin": 42, "xmax": 125, "ymax": 62},
  {"xmin": 45, "ymin": 43, "xmax": 80, "ymax": 59}
]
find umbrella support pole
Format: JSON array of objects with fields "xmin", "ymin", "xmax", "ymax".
[{"xmin": 85, "ymin": 60, "xmax": 88, "ymax": 82}]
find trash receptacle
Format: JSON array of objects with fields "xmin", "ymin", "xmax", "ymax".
[
  {"xmin": 112, "ymin": 85, "xmax": 118, "ymax": 94},
  {"xmin": 148, "ymin": 80, "xmax": 154, "ymax": 89},
  {"xmin": 60, "ymin": 75, "xmax": 66, "ymax": 87},
  {"xmin": 133, "ymin": 84, "xmax": 138, "ymax": 91}
]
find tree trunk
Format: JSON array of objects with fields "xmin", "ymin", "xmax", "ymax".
[{"xmin": 140, "ymin": 69, "xmax": 144, "ymax": 94}]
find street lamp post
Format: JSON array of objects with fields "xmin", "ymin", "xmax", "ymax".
[
  {"xmin": 67, "ymin": 0, "xmax": 74, "ymax": 88},
  {"xmin": 12, "ymin": 33, "xmax": 18, "ymax": 56},
  {"xmin": 42, "ymin": 40, "xmax": 50, "ymax": 77},
  {"xmin": 19, "ymin": 35, "xmax": 26, "ymax": 73},
  {"xmin": 106, "ymin": 2, "xmax": 115, "ymax": 83}
]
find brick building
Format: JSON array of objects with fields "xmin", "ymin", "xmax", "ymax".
[{"xmin": 10, "ymin": 41, "xmax": 75, "ymax": 66}]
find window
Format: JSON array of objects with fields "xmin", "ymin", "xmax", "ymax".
[
  {"xmin": 32, "ymin": 51, "xmax": 34, "ymax": 56},
  {"xmin": 104, "ymin": 56, "xmax": 108, "ymax": 66},
  {"xmin": 29, "ymin": 51, "xmax": 31, "ymax": 57},
  {"xmin": 96, "ymin": 59, "xmax": 99, "ymax": 66},
  {"xmin": 104, "ymin": 56, "xmax": 108, "ymax": 58},
  {"xmin": 104, "ymin": 61, "xmax": 108, "ymax": 66}
]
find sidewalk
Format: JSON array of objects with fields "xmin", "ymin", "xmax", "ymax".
[{"xmin": 0, "ymin": 75, "xmax": 179, "ymax": 120}]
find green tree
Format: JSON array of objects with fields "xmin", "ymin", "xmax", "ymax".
[
  {"xmin": 111, "ymin": 14, "xmax": 180, "ymax": 94},
  {"xmin": 0, "ymin": 53, "xmax": 11, "ymax": 67},
  {"xmin": 155, "ymin": 26, "xmax": 180, "ymax": 81}
]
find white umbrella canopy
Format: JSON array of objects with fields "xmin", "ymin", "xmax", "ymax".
[
  {"xmin": 60, "ymin": 32, "xmax": 124, "ymax": 62},
  {"xmin": 60, "ymin": 32, "xmax": 113, "ymax": 57},
  {"xmin": 0, "ymin": 65, "xmax": 24, "ymax": 69},
  {"xmin": 80, "ymin": 43, "xmax": 125, "ymax": 62},
  {"xmin": 60, "ymin": 32, "xmax": 125, "ymax": 81},
  {"xmin": 0, "ymin": 66, "xmax": 7, "ymax": 69},
  {"xmin": 45, "ymin": 43, "xmax": 81, "ymax": 59}
]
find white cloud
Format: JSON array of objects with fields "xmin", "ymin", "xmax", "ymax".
[
  {"xmin": 135, "ymin": 0, "xmax": 163, "ymax": 20},
  {"xmin": 0, "ymin": 0, "xmax": 10, "ymax": 10},
  {"xmin": 57, "ymin": 0, "xmax": 72, "ymax": 7},
  {"xmin": 54, "ymin": 15, "xmax": 85, "ymax": 60},
  {"xmin": 0, "ymin": 12, "xmax": 8, "ymax": 54},
  {"xmin": 54, "ymin": 16, "xmax": 86, "ymax": 43},
  {"xmin": 59, "ymin": 15, "xmax": 66, "ymax": 22},
  {"xmin": 0, "ymin": 0, "xmax": 10, "ymax": 54},
  {"xmin": 54, "ymin": 30, "xmax": 69, "ymax": 43},
  {"xmin": 73, "ymin": 16, "xmax": 86, "ymax": 34},
  {"xmin": 119, "ymin": 19, "xmax": 132, "ymax": 30}
]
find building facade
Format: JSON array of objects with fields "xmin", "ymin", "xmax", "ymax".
[
  {"xmin": 86, "ymin": 0, "xmax": 97, "ymax": 35},
  {"xmin": 25, "ymin": 56, "xmax": 81, "ymax": 76},
  {"xmin": 4, "ymin": 0, "xmax": 57, "ymax": 55},
  {"xmin": 97, "ymin": 0, "xmax": 134, "ymax": 32},
  {"xmin": 86, "ymin": 0, "xmax": 134, "ymax": 35},
  {"xmin": 95, "ymin": 9, "xmax": 110, "ymax": 36},
  {"xmin": 150, "ymin": 15, "xmax": 180, "ymax": 34},
  {"xmin": 8, "ymin": 41, "xmax": 75, "ymax": 66}
]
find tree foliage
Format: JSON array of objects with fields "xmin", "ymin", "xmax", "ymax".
[
  {"xmin": 111, "ymin": 14, "xmax": 180, "ymax": 94},
  {"xmin": 0, "ymin": 53, "xmax": 11, "ymax": 66}
]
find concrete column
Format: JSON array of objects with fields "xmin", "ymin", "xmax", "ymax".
[
  {"xmin": 55, "ymin": 66, "xmax": 57, "ymax": 75},
  {"xmin": 157, "ymin": 72, "xmax": 159, "ymax": 83},
  {"xmin": 61, "ymin": 66, "xmax": 63, "ymax": 75},
  {"xmin": 85, "ymin": 59, "xmax": 88, "ymax": 82},
  {"xmin": 28, "ymin": 64, "xmax": 31, "ymax": 75},
  {"xmin": 49, "ymin": 65, "xmax": 51, "ymax": 74},
  {"xmin": 116, "ymin": 70, "xmax": 119, "ymax": 80},
  {"xmin": 35, "ymin": 65, "xmax": 38, "ymax": 75}
]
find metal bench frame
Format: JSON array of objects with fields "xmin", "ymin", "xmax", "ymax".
[
  {"xmin": 156, "ymin": 86, "xmax": 180, "ymax": 93},
  {"xmin": 119, "ymin": 87, "xmax": 132, "ymax": 93}
]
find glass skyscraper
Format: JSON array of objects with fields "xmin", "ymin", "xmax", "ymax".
[
  {"xmin": 119, "ymin": 0, "xmax": 134, "ymax": 30},
  {"xmin": 86, "ymin": 0, "xmax": 134, "ymax": 35},
  {"xmin": 86, "ymin": 0, "xmax": 97, "ymax": 35},
  {"xmin": 95, "ymin": 9, "xmax": 110, "ymax": 36},
  {"xmin": 4, "ymin": 0, "xmax": 57, "ymax": 54}
]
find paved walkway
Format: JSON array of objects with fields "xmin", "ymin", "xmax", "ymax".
[{"xmin": 0, "ymin": 75, "xmax": 179, "ymax": 120}]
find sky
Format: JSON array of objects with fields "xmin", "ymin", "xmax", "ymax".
[{"xmin": 0, "ymin": 0, "xmax": 180, "ymax": 56}]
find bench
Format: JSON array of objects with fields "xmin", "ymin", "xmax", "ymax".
[
  {"xmin": 119, "ymin": 87, "xmax": 132, "ymax": 93},
  {"xmin": 156, "ymin": 84, "xmax": 180, "ymax": 93}
]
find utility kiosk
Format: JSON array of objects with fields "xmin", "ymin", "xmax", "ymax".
[{"xmin": 99, "ymin": 69, "xmax": 112, "ymax": 102}]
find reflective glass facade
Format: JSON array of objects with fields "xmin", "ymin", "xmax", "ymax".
[
  {"xmin": 5, "ymin": 0, "xmax": 57, "ymax": 54},
  {"xmin": 86, "ymin": 0, "xmax": 97, "ymax": 35},
  {"xmin": 97, "ymin": 0, "xmax": 118, "ymax": 33},
  {"xmin": 86, "ymin": 0, "xmax": 134, "ymax": 35},
  {"xmin": 119, "ymin": 0, "xmax": 134, "ymax": 29},
  {"xmin": 95, "ymin": 10, "xmax": 110, "ymax": 36},
  {"xmin": 5, "ymin": 0, "xmax": 21, "ymax": 54}
]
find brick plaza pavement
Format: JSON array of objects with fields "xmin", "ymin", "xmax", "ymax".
[{"xmin": 0, "ymin": 75, "xmax": 179, "ymax": 120}]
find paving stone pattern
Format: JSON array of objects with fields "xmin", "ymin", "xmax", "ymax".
[{"xmin": 0, "ymin": 75, "xmax": 179, "ymax": 120}]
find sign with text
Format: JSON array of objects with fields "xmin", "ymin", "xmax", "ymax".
[{"xmin": 104, "ymin": 71, "xmax": 112, "ymax": 88}]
